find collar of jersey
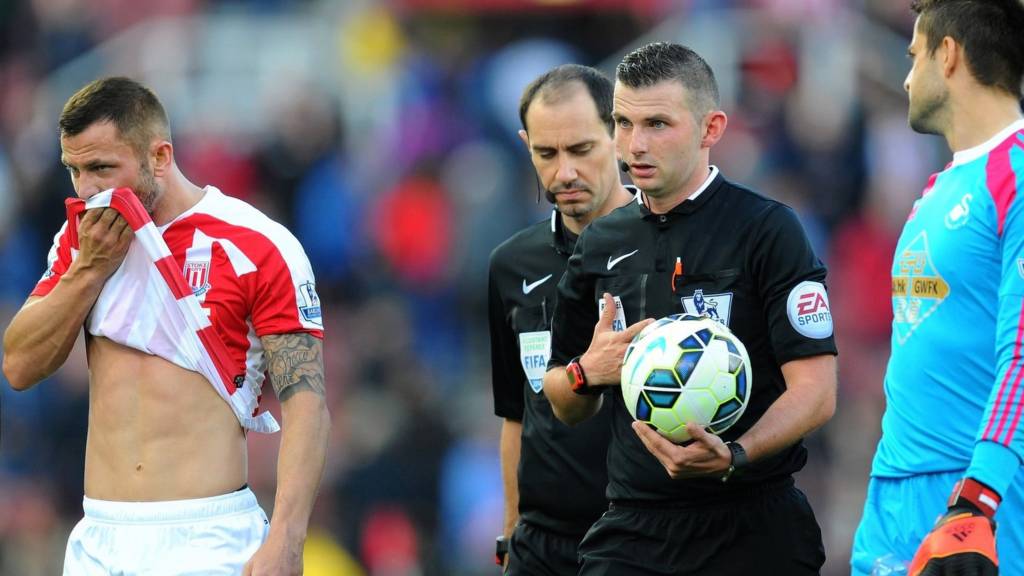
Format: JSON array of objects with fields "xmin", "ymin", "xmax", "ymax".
[
  {"xmin": 951, "ymin": 118, "xmax": 1024, "ymax": 167},
  {"xmin": 549, "ymin": 208, "xmax": 577, "ymax": 255},
  {"xmin": 157, "ymin": 185, "xmax": 219, "ymax": 232},
  {"xmin": 638, "ymin": 166, "xmax": 722, "ymax": 219}
]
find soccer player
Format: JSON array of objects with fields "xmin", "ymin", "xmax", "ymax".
[
  {"xmin": 851, "ymin": 1, "xmax": 1024, "ymax": 574},
  {"xmin": 488, "ymin": 64, "xmax": 635, "ymax": 575},
  {"xmin": 2, "ymin": 77, "xmax": 329, "ymax": 575},
  {"xmin": 541, "ymin": 42, "xmax": 838, "ymax": 575}
]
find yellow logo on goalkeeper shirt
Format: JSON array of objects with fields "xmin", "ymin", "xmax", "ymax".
[
  {"xmin": 892, "ymin": 231, "xmax": 949, "ymax": 345},
  {"xmin": 891, "ymin": 276, "xmax": 949, "ymax": 299}
]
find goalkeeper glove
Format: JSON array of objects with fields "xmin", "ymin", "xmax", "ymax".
[{"xmin": 908, "ymin": 477, "xmax": 1000, "ymax": 576}]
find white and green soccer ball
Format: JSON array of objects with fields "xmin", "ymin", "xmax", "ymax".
[{"xmin": 620, "ymin": 314, "xmax": 752, "ymax": 443}]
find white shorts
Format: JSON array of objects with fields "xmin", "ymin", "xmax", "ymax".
[{"xmin": 63, "ymin": 487, "xmax": 269, "ymax": 576}]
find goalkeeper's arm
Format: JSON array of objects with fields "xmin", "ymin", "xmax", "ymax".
[{"xmin": 908, "ymin": 477, "xmax": 999, "ymax": 576}]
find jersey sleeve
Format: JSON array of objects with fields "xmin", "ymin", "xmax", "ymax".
[
  {"xmin": 969, "ymin": 135, "xmax": 1024, "ymax": 497},
  {"xmin": 488, "ymin": 252, "xmax": 525, "ymax": 420},
  {"xmin": 749, "ymin": 204, "xmax": 837, "ymax": 364},
  {"xmin": 250, "ymin": 229, "xmax": 324, "ymax": 338},
  {"xmin": 30, "ymin": 221, "xmax": 75, "ymax": 298},
  {"xmin": 549, "ymin": 230, "xmax": 597, "ymax": 368}
]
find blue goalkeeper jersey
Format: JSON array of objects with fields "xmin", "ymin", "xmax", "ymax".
[{"xmin": 872, "ymin": 119, "xmax": 1024, "ymax": 496}]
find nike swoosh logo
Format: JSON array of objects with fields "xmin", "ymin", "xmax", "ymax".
[
  {"xmin": 522, "ymin": 274, "xmax": 554, "ymax": 294},
  {"xmin": 607, "ymin": 249, "xmax": 639, "ymax": 270}
]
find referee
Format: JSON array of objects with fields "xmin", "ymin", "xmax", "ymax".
[
  {"xmin": 542, "ymin": 43, "xmax": 838, "ymax": 575},
  {"xmin": 488, "ymin": 64, "xmax": 635, "ymax": 575}
]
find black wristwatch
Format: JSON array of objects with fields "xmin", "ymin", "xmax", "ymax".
[
  {"xmin": 720, "ymin": 441, "xmax": 749, "ymax": 483},
  {"xmin": 495, "ymin": 535, "xmax": 509, "ymax": 566}
]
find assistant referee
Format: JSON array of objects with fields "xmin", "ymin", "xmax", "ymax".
[{"xmin": 488, "ymin": 64, "xmax": 635, "ymax": 575}]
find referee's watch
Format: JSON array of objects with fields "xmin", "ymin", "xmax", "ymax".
[
  {"xmin": 567, "ymin": 356, "xmax": 601, "ymax": 396},
  {"xmin": 720, "ymin": 441, "xmax": 749, "ymax": 483},
  {"xmin": 494, "ymin": 535, "xmax": 509, "ymax": 566}
]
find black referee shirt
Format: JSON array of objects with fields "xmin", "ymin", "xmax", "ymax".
[
  {"xmin": 549, "ymin": 169, "xmax": 837, "ymax": 502},
  {"xmin": 489, "ymin": 209, "xmax": 615, "ymax": 537}
]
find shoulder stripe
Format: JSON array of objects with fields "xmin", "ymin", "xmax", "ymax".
[
  {"xmin": 986, "ymin": 132, "xmax": 1023, "ymax": 237},
  {"xmin": 984, "ymin": 297, "xmax": 1024, "ymax": 445}
]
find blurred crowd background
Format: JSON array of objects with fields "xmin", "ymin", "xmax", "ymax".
[{"xmin": 0, "ymin": 0, "xmax": 958, "ymax": 574}]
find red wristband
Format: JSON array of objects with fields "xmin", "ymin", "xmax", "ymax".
[{"xmin": 949, "ymin": 477, "xmax": 1001, "ymax": 518}]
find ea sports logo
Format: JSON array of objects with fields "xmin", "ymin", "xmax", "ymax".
[
  {"xmin": 787, "ymin": 281, "xmax": 833, "ymax": 339},
  {"xmin": 796, "ymin": 292, "xmax": 827, "ymax": 316}
]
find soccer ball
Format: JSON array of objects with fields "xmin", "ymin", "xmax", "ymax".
[{"xmin": 620, "ymin": 314, "xmax": 752, "ymax": 443}]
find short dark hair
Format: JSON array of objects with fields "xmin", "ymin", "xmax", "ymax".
[
  {"xmin": 59, "ymin": 77, "xmax": 171, "ymax": 157},
  {"xmin": 615, "ymin": 42, "xmax": 720, "ymax": 118},
  {"xmin": 911, "ymin": 0, "xmax": 1024, "ymax": 97},
  {"xmin": 519, "ymin": 64, "xmax": 614, "ymax": 134}
]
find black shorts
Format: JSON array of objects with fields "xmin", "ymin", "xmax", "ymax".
[
  {"xmin": 507, "ymin": 521, "xmax": 585, "ymax": 576},
  {"xmin": 578, "ymin": 478, "xmax": 824, "ymax": 576}
]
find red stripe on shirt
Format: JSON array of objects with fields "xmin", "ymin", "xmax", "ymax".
[
  {"xmin": 991, "ymin": 135, "xmax": 1024, "ymax": 443},
  {"xmin": 30, "ymin": 223, "xmax": 75, "ymax": 298},
  {"xmin": 1003, "ymin": 375, "xmax": 1024, "ymax": 445},
  {"xmin": 986, "ymin": 135, "xmax": 1021, "ymax": 236},
  {"xmin": 162, "ymin": 213, "xmax": 322, "ymax": 338},
  {"xmin": 984, "ymin": 298, "xmax": 1024, "ymax": 442},
  {"xmin": 197, "ymin": 325, "xmax": 239, "ymax": 395},
  {"xmin": 110, "ymin": 188, "xmax": 153, "ymax": 232},
  {"xmin": 153, "ymin": 255, "xmax": 193, "ymax": 300}
]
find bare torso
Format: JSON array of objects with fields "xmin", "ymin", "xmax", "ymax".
[{"xmin": 83, "ymin": 336, "xmax": 246, "ymax": 501}]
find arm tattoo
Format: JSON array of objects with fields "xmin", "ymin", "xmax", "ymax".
[{"xmin": 263, "ymin": 333, "xmax": 325, "ymax": 402}]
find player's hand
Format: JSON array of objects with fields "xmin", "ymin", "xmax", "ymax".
[
  {"xmin": 242, "ymin": 531, "xmax": 303, "ymax": 576},
  {"xmin": 579, "ymin": 293, "xmax": 653, "ymax": 386},
  {"xmin": 632, "ymin": 421, "xmax": 731, "ymax": 479},
  {"xmin": 74, "ymin": 207, "xmax": 133, "ymax": 279},
  {"xmin": 908, "ymin": 479, "xmax": 999, "ymax": 576}
]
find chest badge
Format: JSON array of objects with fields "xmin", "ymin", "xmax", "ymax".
[
  {"xmin": 681, "ymin": 289, "xmax": 733, "ymax": 327},
  {"xmin": 183, "ymin": 260, "xmax": 212, "ymax": 298},
  {"xmin": 518, "ymin": 331, "xmax": 551, "ymax": 394}
]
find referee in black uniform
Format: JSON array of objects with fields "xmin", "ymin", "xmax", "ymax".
[
  {"xmin": 542, "ymin": 43, "xmax": 838, "ymax": 575},
  {"xmin": 488, "ymin": 64, "xmax": 635, "ymax": 575}
]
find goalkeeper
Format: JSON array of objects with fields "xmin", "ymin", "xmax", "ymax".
[{"xmin": 851, "ymin": 1, "xmax": 1024, "ymax": 575}]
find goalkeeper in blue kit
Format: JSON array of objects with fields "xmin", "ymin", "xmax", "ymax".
[{"xmin": 851, "ymin": 1, "xmax": 1024, "ymax": 575}]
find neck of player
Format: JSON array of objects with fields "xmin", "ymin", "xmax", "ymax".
[
  {"xmin": 946, "ymin": 88, "xmax": 1023, "ymax": 154},
  {"xmin": 645, "ymin": 158, "xmax": 712, "ymax": 215},
  {"xmin": 151, "ymin": 168, "xmax": 207, "ymax": 227}
]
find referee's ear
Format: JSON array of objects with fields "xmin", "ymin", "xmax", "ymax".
[
  {"xmin": 518, "ymin": 129, "xmax": 530, "ymax": 150},
  {"xmin": 699, "ymin": 110, "xmax": 728, "ymax": 150}
]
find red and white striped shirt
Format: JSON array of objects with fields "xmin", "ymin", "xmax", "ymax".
[{"xmin": 33, "ymin": 187, "xmax": 324, "ymax": 433}]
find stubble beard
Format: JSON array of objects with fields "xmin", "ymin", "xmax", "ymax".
[
  {"xmin": 548, "ymin": 183, "xmax": 595, "ymax": 218},
  {"xmin": 134, "ymin": 163, "xmax": 164, "ymax": 215},
  {"xmin": 558, "ymin": 200, "xmax": 595, "ymax": 219},
  {"xmin": 908, "ymin": 91, "xmax": 947, "ymax": 136}
]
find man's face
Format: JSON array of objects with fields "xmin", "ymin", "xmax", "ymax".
[
  {"xmin": 905, "ymin": 18, "xmax": 948, "ymax": 135},
  {"xmin": 522, "ymin": 86, "xmax": 619, "ymax": 220},
  {"xmin": 60, "ymin": 120, "xmax": 163, "ymax": 214},
  {"xmin": 613, "ymin": 80, "xmax": 704, "ymax": 199}
]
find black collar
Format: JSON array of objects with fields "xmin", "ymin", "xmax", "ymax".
[{"xmin": 550, "ymin": 209, "xmax": 576, "ymax": 256}]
